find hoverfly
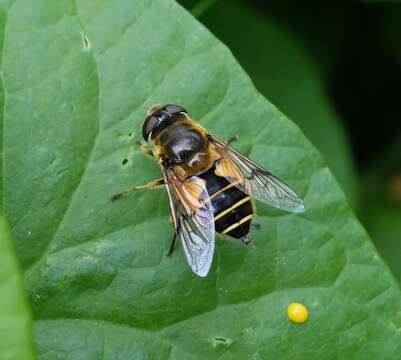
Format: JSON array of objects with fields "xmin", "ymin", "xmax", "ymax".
[{"xmin": 112, "ymin": 104, "xmax": 305, "ymax": 277}]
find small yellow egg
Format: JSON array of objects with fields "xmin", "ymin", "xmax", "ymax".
[{"xmin": 287, "ymin": 302, "xmax": 309, "ymax": 324}]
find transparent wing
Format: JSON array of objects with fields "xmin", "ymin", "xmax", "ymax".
[
  {"xmin": 212, "ymin": 137, "xmax": 305, "ymax": 213},
  {"xmin": 163, "ymin": 167, "xmax": 215, "ymax": 277}
]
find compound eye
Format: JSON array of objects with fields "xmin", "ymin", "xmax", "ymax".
[
  {"xmin": 142, "ymin": 115, "xmax": 159, "ymax": 141},
  {"xmin": 164, "ymin": 104, "xmax": 187, "ymax": 116}
]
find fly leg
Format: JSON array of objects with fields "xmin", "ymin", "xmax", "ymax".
[
  {"xmin": 167, "ymin": 232, "xmax": 177, "ymax": 257},
  {"xmin": 226, "ymin": 133, "xmax": 240, "ymax": 145},
  {"xmin": 168, "ymin": 220, "xmax": 181, "ymax": 257},
  {"xmin": 136, "ymin": 140, "xmax": 154, "ymax": 158},
  {"xmin": 110, "ymin": 178, "xmax": 164, "ymax": 201},
  {"xmin": 241, "ymin": 236, "xmax": 255, "ymax": 249}
]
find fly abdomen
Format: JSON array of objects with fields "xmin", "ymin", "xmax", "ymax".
[
  {"xmin": 199, "ymin": 166, "xmax": 254, "ymax": 239},
  {"xmin": 214, "ymin": 197, "xmax": 253, "ymax": 238}
]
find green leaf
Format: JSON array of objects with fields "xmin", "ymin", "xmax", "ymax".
[
  {"xmin": 1, "ymin": 0, "xmax": 401, "ymax": 358},
  {"xmin": 197, "ymin": 0, "xmax": 358, "ymax": 207},
  {"xmin": 0, "ymin": 212, "xmax": 35, "ymax": 359}
]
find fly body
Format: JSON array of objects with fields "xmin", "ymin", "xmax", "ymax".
[{"xmin": 113, "ymin": 104, "xmax": 305, "ymax": 277}]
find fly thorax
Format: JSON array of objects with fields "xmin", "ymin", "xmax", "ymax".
[
  {"xmin": 188, "ymin": 151, "xmax": 208, "ymax": 167},
  {"xmin": 159, "ymin": 123, "xmax": 207, "ymax": 165}
]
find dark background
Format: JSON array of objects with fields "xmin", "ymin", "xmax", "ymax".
[{"xmin": 179, "ymin": 0, "xmax": 401, "ymax": 282}]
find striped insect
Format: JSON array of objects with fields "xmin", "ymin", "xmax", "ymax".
[{"xmin": 112, "ymin": 104, "xmax": 305, "ymax": 277}]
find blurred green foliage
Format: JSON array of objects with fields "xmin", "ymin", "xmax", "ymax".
[
  {"xmin": 377, "ymin": 5, "xmax": 401, "ymax": 65},
  {"xmin": 180, "ymin": 0, "xmax": 401, "ymax": 286},
  {"xmin": 194, "ymin": 0, "xmax": 357, "ymax": 206},
  {"xmin": 360, "ymin": 136, "xmax": 401, "ymax": 282}
]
